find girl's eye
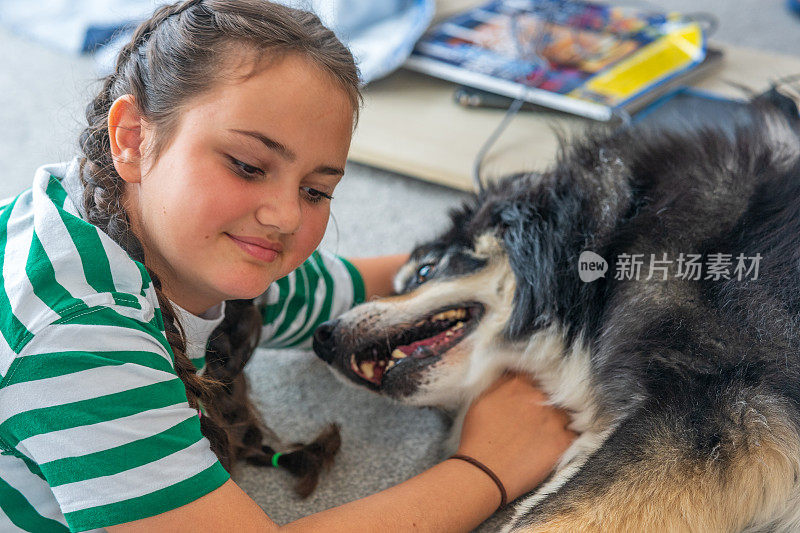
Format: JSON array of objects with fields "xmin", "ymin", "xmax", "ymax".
[
  {"xmin": 230, "ymin": 157, "xmax": 264, "ymax": 179},
  {"xmin": 301, "ymin": 186, "xmax": 334, "ymax": 204},
  {"xmin": 416, "ymin": 263, "xmax": 435, "ymax": 284}
]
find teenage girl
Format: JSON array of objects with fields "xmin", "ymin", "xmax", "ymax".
[{"xmin": 0, "ymin": 1, "xmax": 575, "ymax": 531}]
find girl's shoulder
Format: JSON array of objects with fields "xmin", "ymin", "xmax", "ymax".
[{"xmin": 0, "ymin": 161, "xmax": 159, "ymax": 359}]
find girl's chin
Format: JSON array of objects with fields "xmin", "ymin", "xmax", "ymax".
[
  {"xmin": 209, "ymin": 259, "xmax": 296, "ymax": 301},
  {"xmin": 214, "ymin": 275, "xmax": 277, "ymax": 301}
]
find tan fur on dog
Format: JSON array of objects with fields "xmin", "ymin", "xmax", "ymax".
[{"xmin": 510, "ymin": 397, "xmax": 800, "ymax": 533}]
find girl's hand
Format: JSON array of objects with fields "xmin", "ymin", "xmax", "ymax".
[{"xmin": 456, "ymin": 372, "xmax": 577, "ymax": 502}]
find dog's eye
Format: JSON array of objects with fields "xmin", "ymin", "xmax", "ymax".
[{"xmin": 416, "ymin": 263, "xmax": 435, "ymax": 284}]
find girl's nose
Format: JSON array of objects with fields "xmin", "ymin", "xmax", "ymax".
[{"xmin": 255, "ymin": 186, "xmax": 302, "ymax": 234}]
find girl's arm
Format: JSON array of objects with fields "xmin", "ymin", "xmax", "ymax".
[
  {"xmin": 108, "ymin": 374, "xmax": 576, "ymax": 532},
  {"xmin": 346, "ymin": 253, "xmax": 410, "ymax": 300},
  {"xmin": 111, "ymin": 459, "xmax": 499, "ymax": 532}
]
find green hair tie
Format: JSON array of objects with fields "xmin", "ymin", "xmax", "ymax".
[{"xmin": 271, "ymin": 452, "xmax": 283, "ymax": 468}]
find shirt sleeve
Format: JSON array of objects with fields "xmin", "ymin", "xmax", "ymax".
[
  {"xmin": 257, "ymin": 249, "xmax": 366, "ymax": 349},
  {"xmin": 0, "ymin": 305, "xmax": 230, "ymax": 532}
]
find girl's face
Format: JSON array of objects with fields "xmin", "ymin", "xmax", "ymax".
[{"xmin": 125, "ymin": 53, "xmax": 354, "ymax": 315}]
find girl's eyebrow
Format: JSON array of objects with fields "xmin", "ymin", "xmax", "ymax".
[
  {"xmin": 228, "ymin": 128, "xmax": 344, "ymax": 177},
  {"xmin": 230, "ymin": 128, "xmax": 296, "ymax": 161}
]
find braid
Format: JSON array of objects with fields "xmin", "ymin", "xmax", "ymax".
[
  {"xmin": 123, "ymin": 0, "xmax": 205, "ymax": 59},
  {"xmin": 205, "ymin": 300, "xmax": 341, "ymax": 497},
  {"xmin": 76, "ymin": 0, "xmax": 357, "ymax": 496}
]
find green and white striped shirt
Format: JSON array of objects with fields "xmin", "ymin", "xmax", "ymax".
[{"xmin": 0, "ymin": 160, "xmax": 365, "ymax": 532}]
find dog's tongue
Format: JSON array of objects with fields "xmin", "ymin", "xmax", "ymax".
[{"xmin": 396, "ymin": 328, "xmax": 462, "ymax": 359}]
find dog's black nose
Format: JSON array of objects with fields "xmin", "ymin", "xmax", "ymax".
[{"xmin": 313, "ymin": 319, "xmax": 339, "ymax": 363}]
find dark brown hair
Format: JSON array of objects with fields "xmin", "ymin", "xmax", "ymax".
[{"xmin": 78, "ymin": 0, "xmax": 360, "ymax": 496}]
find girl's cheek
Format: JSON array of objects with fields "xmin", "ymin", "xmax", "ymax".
[
  {"xmin": 310, "ymin": 206, "xmax": 331, "ymax": 240},
  {"xmin": 296, "ymin": 207, "xmax": 329, "ymax": 253}
]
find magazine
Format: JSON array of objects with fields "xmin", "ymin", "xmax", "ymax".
[{"xmin": 404, "ymin": 0, "xmax": 715, "ymax": 121}]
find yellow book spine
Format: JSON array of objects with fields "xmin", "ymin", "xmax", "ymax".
[{"xmin": 571, "ymin": 22, "xmax": 704, "ymax": 105}]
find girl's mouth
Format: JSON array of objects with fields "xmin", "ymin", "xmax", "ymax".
[{"xmin": 226, "ymin": 233, "xmax": 282, "ymax": 263}]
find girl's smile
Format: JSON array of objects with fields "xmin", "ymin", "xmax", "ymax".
[{"xmin": 225, "ymin": 232, "xmax": 284, "ymax": 263}]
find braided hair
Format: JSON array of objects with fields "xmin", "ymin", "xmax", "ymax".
[{"xmin": 78, "ymin": 0, "xmax": 360, "ymax": 497}]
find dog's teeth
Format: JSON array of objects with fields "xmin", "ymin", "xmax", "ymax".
[
  {"xmin": 431, "ymin": 309, "xmax": 467, "ymax": 322},
  {"xmin": 378, "ymin": 360, "xmax": 386, "ymax": 366},
  {"xmin": 452, "ymin": 321, "xmax": 464, "ymax": 331},
  {"xmin": 350, "ymin": 354, "xmax": 359, "ymax": 373},
  {"xmin": 386, "ymin": 360, "xmax": 396, "ymax": 370},
  {"xmin": 391, "ymin": 349, "xmax": 407, "ymax": 359},
  {"xmin": 414, "ymin": 320, "xmax": 426, "ymax": 327},
  {"xmin": 360, "ymin": 361, "xmax": 375, "ymax": 379}
]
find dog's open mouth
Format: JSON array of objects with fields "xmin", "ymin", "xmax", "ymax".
[{"xmin": 348, "ymin": 303, "xmax": 484, "ymax": 386}]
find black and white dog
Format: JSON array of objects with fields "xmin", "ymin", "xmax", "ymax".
[{"xmin": 314, "ymin": 92, "xmax": 800, "ymax": 532}]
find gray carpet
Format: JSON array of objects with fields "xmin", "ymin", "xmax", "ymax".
[{"xmin": 1, "ymin": 2, "xmax": 797, "ymax": 530}]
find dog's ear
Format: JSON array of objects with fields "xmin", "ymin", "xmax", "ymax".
[
  {"xmin": 493, "ymin": 150, "xmax": 631, "ymax": 340},
  {"xmin": 494, "ymin": 189, "xmax": 571, "ymax": 339}
]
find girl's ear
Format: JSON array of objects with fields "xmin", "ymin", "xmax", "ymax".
[{"xmin": 108, "ymin": 94, "xmax": 147, "ymax": 184}]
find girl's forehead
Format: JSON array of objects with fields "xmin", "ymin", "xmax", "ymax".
[
  {"xmin": 199, "ymin": 51, "xmax": 352, "ymax": 113},
  {"xmin": 216, "ymin": 44, "xmax": 280, "ymax": 81},
  {"xmin": 165, "ymin": 53, "xmax": 353, "ymax": 163},
  {"xmin": 216, "ymin": 49, "xmax": 330, "ymax": 89}
]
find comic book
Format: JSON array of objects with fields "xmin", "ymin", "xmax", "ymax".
[{"xmin": 404, "ymin": 0, "xmax": 718, "ymax": 120}]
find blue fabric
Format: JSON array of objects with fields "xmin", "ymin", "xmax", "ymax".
[
  {"xmin": 296, "ymin": 0, "xmax": 436, "ymax": 82},
  {"xmin": 82, "ymin": 21, "xmax": 137, "ymax": 52},
  {"xmin": 0, "ymin": 0, "xmax": 152, "ymax": 55},
  {"xmin": 0, "ymin": 0, "xmax": 434, "ymax": 83}
]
